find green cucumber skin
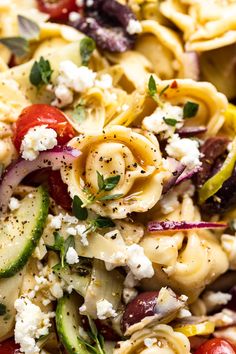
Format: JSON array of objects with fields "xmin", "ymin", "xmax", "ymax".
[
  {"xmin": 0, "ymin": 186, "xmax": 49, "ymax": 278},
  {"xmin": 56, "ymin": 295, "xmax": 89, "ymax": 354}
]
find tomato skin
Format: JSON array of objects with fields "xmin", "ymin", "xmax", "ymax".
[
  {"xmin": 48, "ymin": 170, "xmax": 72, "ymax": 211},
  {"xmin": 195, "ymin": 338, "xmax": 236, "ymax": 354},
  {"xmin": 13, "ymin": 104, "xmax": 75, "ymax": 151},
  {"xmin": 0, "ymin": 338, "xmax": 20, "ymax": 354},
  {"xmin": 36, "ymin": 0, "xmax": 78, "ymax": 20}
]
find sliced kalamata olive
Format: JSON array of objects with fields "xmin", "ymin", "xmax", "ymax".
[
  {"xmin": 226, "ymin": 286, "xmax": 236, "ymax": 312},
  {"xmin": 70, "ymin": 0, "xmax": 137, "ymax": 52},
  {"xmin": 122, "ymin": 291, "xmax": 159, "ymax": 332},
  {"xmin": 177, "ymin": 126, "xmax": 207, "ymax": 138},
  {"xmin": 201, "ymin": 163, "xmax": 236, "ymax": 214},
  {"xmin": 197, "ymin": 136, "xmax": 229, "ymax": 187}
]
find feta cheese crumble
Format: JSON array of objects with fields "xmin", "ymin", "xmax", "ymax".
[
  {"xmin": 123, "ymin": 287, "xmax": 138, "ymax": 304},
  {"xmin": 142, "ymin": 103, "xmax": 183, "ymax": 138},
  {"xmin": 20, "ymin": 125, "xmax": 57, "ymax": 161},
  {"xmin": 166, "ymin": 134, "xmax": 201, "ymax": 170},
  {"xmin": 52, "ymin": 60, "xmax": 96, "ymax": 107},
  {"xmin": 66, "ymin": 246, "xmax": 79, "ymax": 264},
  {"xmin": 126, "ymin": 244, "xmax": 154, "ymax": 280},
  {"xmin": 95, "ymin": 74, "xmax": 113, "ymax": 89},
  {"xmin": 9, "ymin": 197, "xmax": 20, "ymax": 211},
  {"xmin": 160, "ymin": 191, "xmax": 179, "ymax": 214},
  {"xmin": 126, "ymin": 19, "xmax": 142, "ymax": 35},
  {"xmin": 96, "ymin": 299, "xmax": 117, "ymax": 320},
  {"xmin": 14, "ymin": 297, "xmax": 54, "ymax": 354}
]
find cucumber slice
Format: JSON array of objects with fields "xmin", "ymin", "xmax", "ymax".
[
  {"xmin": 56, "ymin": 292, "xmax": 89, "ymax": 354},
  {"xmin": 0, "ymin": 186, "xmax": 49, "ymax": 277}
]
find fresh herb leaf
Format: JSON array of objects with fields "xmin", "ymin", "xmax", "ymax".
[
  {"xmin": 18, "ymin": 15, "xmax": 40, "ymax": 40},
  {"xmin": 159, "ymin": 84, "xmax": 169, "ymax": 97},
  {"xmin": 183, "ymin": 101, "xmax": 199, "ymax": 119},
  {"xmin": 148, "ymin": 75, "xmax": 157, "ymax": 97},
  {"xmin": 163, "ymin": 117, "xmax": 177, "ymax": 126},
  {"xmin": 93, "ymin": 216, "xmax": 115, "ymax": 228},
  {"xmin": 0, "ymin": 303, "xmax": 6, "ymax": 316},
  {"xmin": 77, "ymin": 316, "xmax": 105, "ymax": 354},
  {"xmin": 80, "ymin": 37, "xmax": 96, "ymax": 66},
  {"xmin": 98, "ymin": 193, "xmax": 123, "ymax": 201},
  {"xmin": 72, "ymin": 103, "xmax": 87, "ymax": 123},
  {"xmin": 0, "ymin": 37, "xmax": 29, "ymax": 57},
  {"xmin": 49, "ymin": 232, "xmax": 64, "ymax": 252},
  {"xmin": 48, "ymin": 233, "xmax": 75, "ymax": 268},
  {"xmin": 30, "ymin": 56, "xmax": 53, "ymax": 88},
  {"xmin": 73, "ymin": 195, "xmax": 88, "ymax": 220},
  {"xmin": 97, "ymin": 171, "xmax": 120, "ymax": 192}
]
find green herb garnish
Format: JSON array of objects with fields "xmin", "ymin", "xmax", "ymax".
[
  {"xmin": 30, "ymin": 56, "xmax": 53, "ymax": 88},
  {"xmin": 85, "ymin": 216, "xmax": 115, "ymax": 233},
  {"xmin": 0, "ymin": 303, "xmax": 6, "ymax": 316},
  {"xmin": 0, "ymin": 37, "xmax": 29, "ymax": 57},
  {"xmin": 148, "ymin": 75, "xmax": 157, "ymax": 97},
  {"xmin": 72, "ymin": 195, "xmax": 88, "ymax": 221},
  {"xmin": 77, "ymin": 316, "xmax": 105, "ymax": 354},
  {"xmin": 97, "ymin": 171, "xmax": 120, "ymax": 192},
  {"xmin": 159, "ymin": 84, "xmax": 169, "ymax": 97},
  {"xmin": 80, "ymin": 37, "xmax": 96, "ymax": 66},
  {"xmin": 48, "ymin": 233, "xmax": 75, "ymax": 268},
  {"xmin": 163, "ymin": 117, "xmax": 178, "ymax": 126},
  {"xmin": 18, "ymin": 15, "xmax": 40, "ymax": 40},
  {"xmin": 183, "ymin": 101, "xmax": 199, "ymax": 119}
]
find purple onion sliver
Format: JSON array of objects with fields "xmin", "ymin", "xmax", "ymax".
[
  {"xmin": 148, "ymin": 221, "xmax": 228, "ymax": 232},
  {"xmin": 175, "ymin": 165, "xmax": 202, "ymax": 185},
  {"xmin": 0, "ymin": 146, "xmax": 81, "ymax": 214},
  {"xmin": 162, "ymin": 158, "xmax": 185, "ymax": 194},
  {"xmin": 177, "ymin": 126, "xmax": 207, "ymax": 138}
]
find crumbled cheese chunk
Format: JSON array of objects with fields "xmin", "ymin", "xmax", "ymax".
[
  {"xmin": 66, "ymin": 247, "xmax": 79, "ymax": 265},
  {"xmin": 177, "ymin": 308, "xmax": 192, "ymax": 318},
  {"xmin": 79, "ymin": 304, "xmax": 87, "ymax": 313},
  {"xmin": 160, "ymin": 191, "xmax": 179, "ymax": 214},
  {"xmin": 144, "ymin": 338, "xmax": 157, "ymax": 348},
  {"xmin": 95, "ymin": 74, "xmax": 113, "ymax": 89},
  {"xmin": 202, "ymin": 291, "xmax": 232, "ymax": 313},
  {"xmin": 126, "ymin": 19, "xmax": 142, "ymax": 35},
  {"xmin": 166, "ymin": 134, "xmax": 201, "ymax": 170},
  {"xmin": 124, "ymin": 271, "xmax": 139, "ymax": 288},
  {"xmin": 52, "ymin": 60, "xmax": 96, "ymax": 107},
  {"xmin": 9, "ymin": 197, "xmax": 20, "ymax": 211},
  {"xmin": 126, "ymin": 244, "xmax": 154, "ymax": 280},
  {"xmin": 69, "ymin": 11, "xmax": 81, "ymax": 22},
  {"xmin": 123, "ymin": 287, "xmax": 138, "ymax": 304},
  {"xmin": 50, "ymin": 282, "xmax": 64, "ymax": 299},
  {"xmin": 14, "ymin": 297, "xmax": 54, "ymax": 354},
  {"xmin": 20, "ymin": 125, "xmax": 57, "ymax": 161},
  {"xmin": 142, "ymin": 103, "xmax": 183, "ymax": 138},
  {"xmin": 96, "ymin": 299, "xmax": 117, "ymax": 320}
]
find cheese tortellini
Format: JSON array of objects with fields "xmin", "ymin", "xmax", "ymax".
[
  {"xmin": 114, "ymin": 324, "xmax": 191, "ymax": 354},
  {"xmin": 141, "ymin": 194, "xmax": 229, "ymax": 302},
  {"xmin": 61, "ymin": 125, "xmax": 167, "ymax": 219}
]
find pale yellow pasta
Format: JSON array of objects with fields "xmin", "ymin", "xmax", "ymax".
[
  {"xmin": 61, "ymin": 126, "xmax": 167, "ymax": 219},
  {"xmin": 114, "ymin": 324, "xmax": 191, "ymax": 354},
  {"xmin": 141, "ymin": 195, "xmax": 229, "ymax": 302}
]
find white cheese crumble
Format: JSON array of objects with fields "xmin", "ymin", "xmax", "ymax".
[
  {"xmin": 202, "ymin": 291, "xmax": 232, "ymax": 313},
  {"xmin": 142, "ymin": 103, "xmax": 183, "ymax": 138},
  {"xmin": 126, "ymin": 244, "xmax": 154, "ymax": 280},
  {"xmin": 20, "ymin": 125, "xmax": 57, "ymax": 161},
  {"xmin": 123, "ymin": 287, "xmax": 138, "ymax": 304},
  {"xmin": 69, "ymin": 11, "xmax": 81, "ymax": 22},
  {"xmin": 144, "ymin": 338, "xmax": 157, "ymax": 348},
  {"xmin": 160, "ymin": 191, "xmax": 179, "ymax": 214},
  {"xmin": 126, "ymin": 19, "xmax": 142, "ymax": 35},
  {"xmin": 66, "ymin": 246, "xmax": 79, "ymax": 265},
  {"xmin": 9, "ymin": 197, "xmax": 20, "ymax": 211},
  {"xmin": 14, "ymin": 297, "xmax": 54, "ymax": 354},
  {"xmin": 124, "ymin": 271, "xmax": 139, "ymax": 288},
  {"xmin": 96, "ymin": 299, "xmax": 117, "ymax": 320},
  {"xmin": 166, "ymin": 134, "xmax": 201, "ymax": 170},
  {"xmin": 52, "ymin": 60, "xmax": 96, "ymax": 107},
  {"xmin": 95, "ymin": 74, "xmax": 113, "ymax": 89}
]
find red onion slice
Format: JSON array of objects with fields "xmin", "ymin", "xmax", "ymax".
[
  {"xmin": 175, "ymin": 165, "xmax": 202, "ymax": 185},
  {"xmin": 0, "ymin": 146, "xmax": 81, "ymax": 214},
  {"xmin": 148, "ymin": 221, "xmax": 228, "ymax": 232},
  {"xmin": 163, "ymin": 158, "xmax": 185, "ymax": 194}
]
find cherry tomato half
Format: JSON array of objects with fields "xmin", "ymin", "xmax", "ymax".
[
  {"xmin": 195, "ymin": 338, "xmax": 236, "ymax": 354},
  {"xmin": 36, "ymin": 0, "xmax": 78, "ymax": 20},
  {"xmin": 48, "ymin": 170, "xmax": 72, "ymax": 211},
  {"xmin": 13, "ymin": 104, "xmax": 75, "ymax": 151},
  {"xmin": 0, "ymin": 338, "xmax": 20, "ymax": 354}
]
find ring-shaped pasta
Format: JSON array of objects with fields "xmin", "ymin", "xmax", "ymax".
[
  {"xmin": 61, "ymin": 126, "xmax": 167, "ymax": 219},
  {"xmin": 113, "ymin": 324, "xmax": 191, "ymax": 354}
]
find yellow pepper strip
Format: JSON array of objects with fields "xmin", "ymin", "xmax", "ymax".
[
  {"xmin": 199, "ymin": 135, "xmax": 236, "ymax": 204},
  {"xmin": 223, "ymin": 103, "xmax": 236, "ymax": 137},
  {"xmin": 174, "ymin": 321, "xmax": 215, "ymax": 337}
]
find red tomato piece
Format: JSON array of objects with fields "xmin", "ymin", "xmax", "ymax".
[
  {"xmin": 48, "ymin": 170, "xmax": 72, "ymax": 211},
  {"xmin": 36, "ymin": 0, "xmax": 78, "ymax": 20},
  {"xmin": 195, "ymin": 338, "xmax": 236, "ymax": 354},
  {"xmin": 13, "ymin": 104, "xmax": 75, "ymax": 151},
  {"xmin": 0, "ymin": 338, "xmax": 20, "ymax": 354}
]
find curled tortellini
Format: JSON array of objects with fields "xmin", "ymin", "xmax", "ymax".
[
  {"xmin": 141, "ymin": 194, "xmax": 229, "ymax": 302},
  {"xmin": 114, "ymin": 324, "xmax": 191, "ymax": 354},
  {"xmin": 61, "ymin": 125, "xmax": 167, "ymax": 219},
  {"xmin": 160, "ymin": 0, "xmax": 236, "ymax": 51}
]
